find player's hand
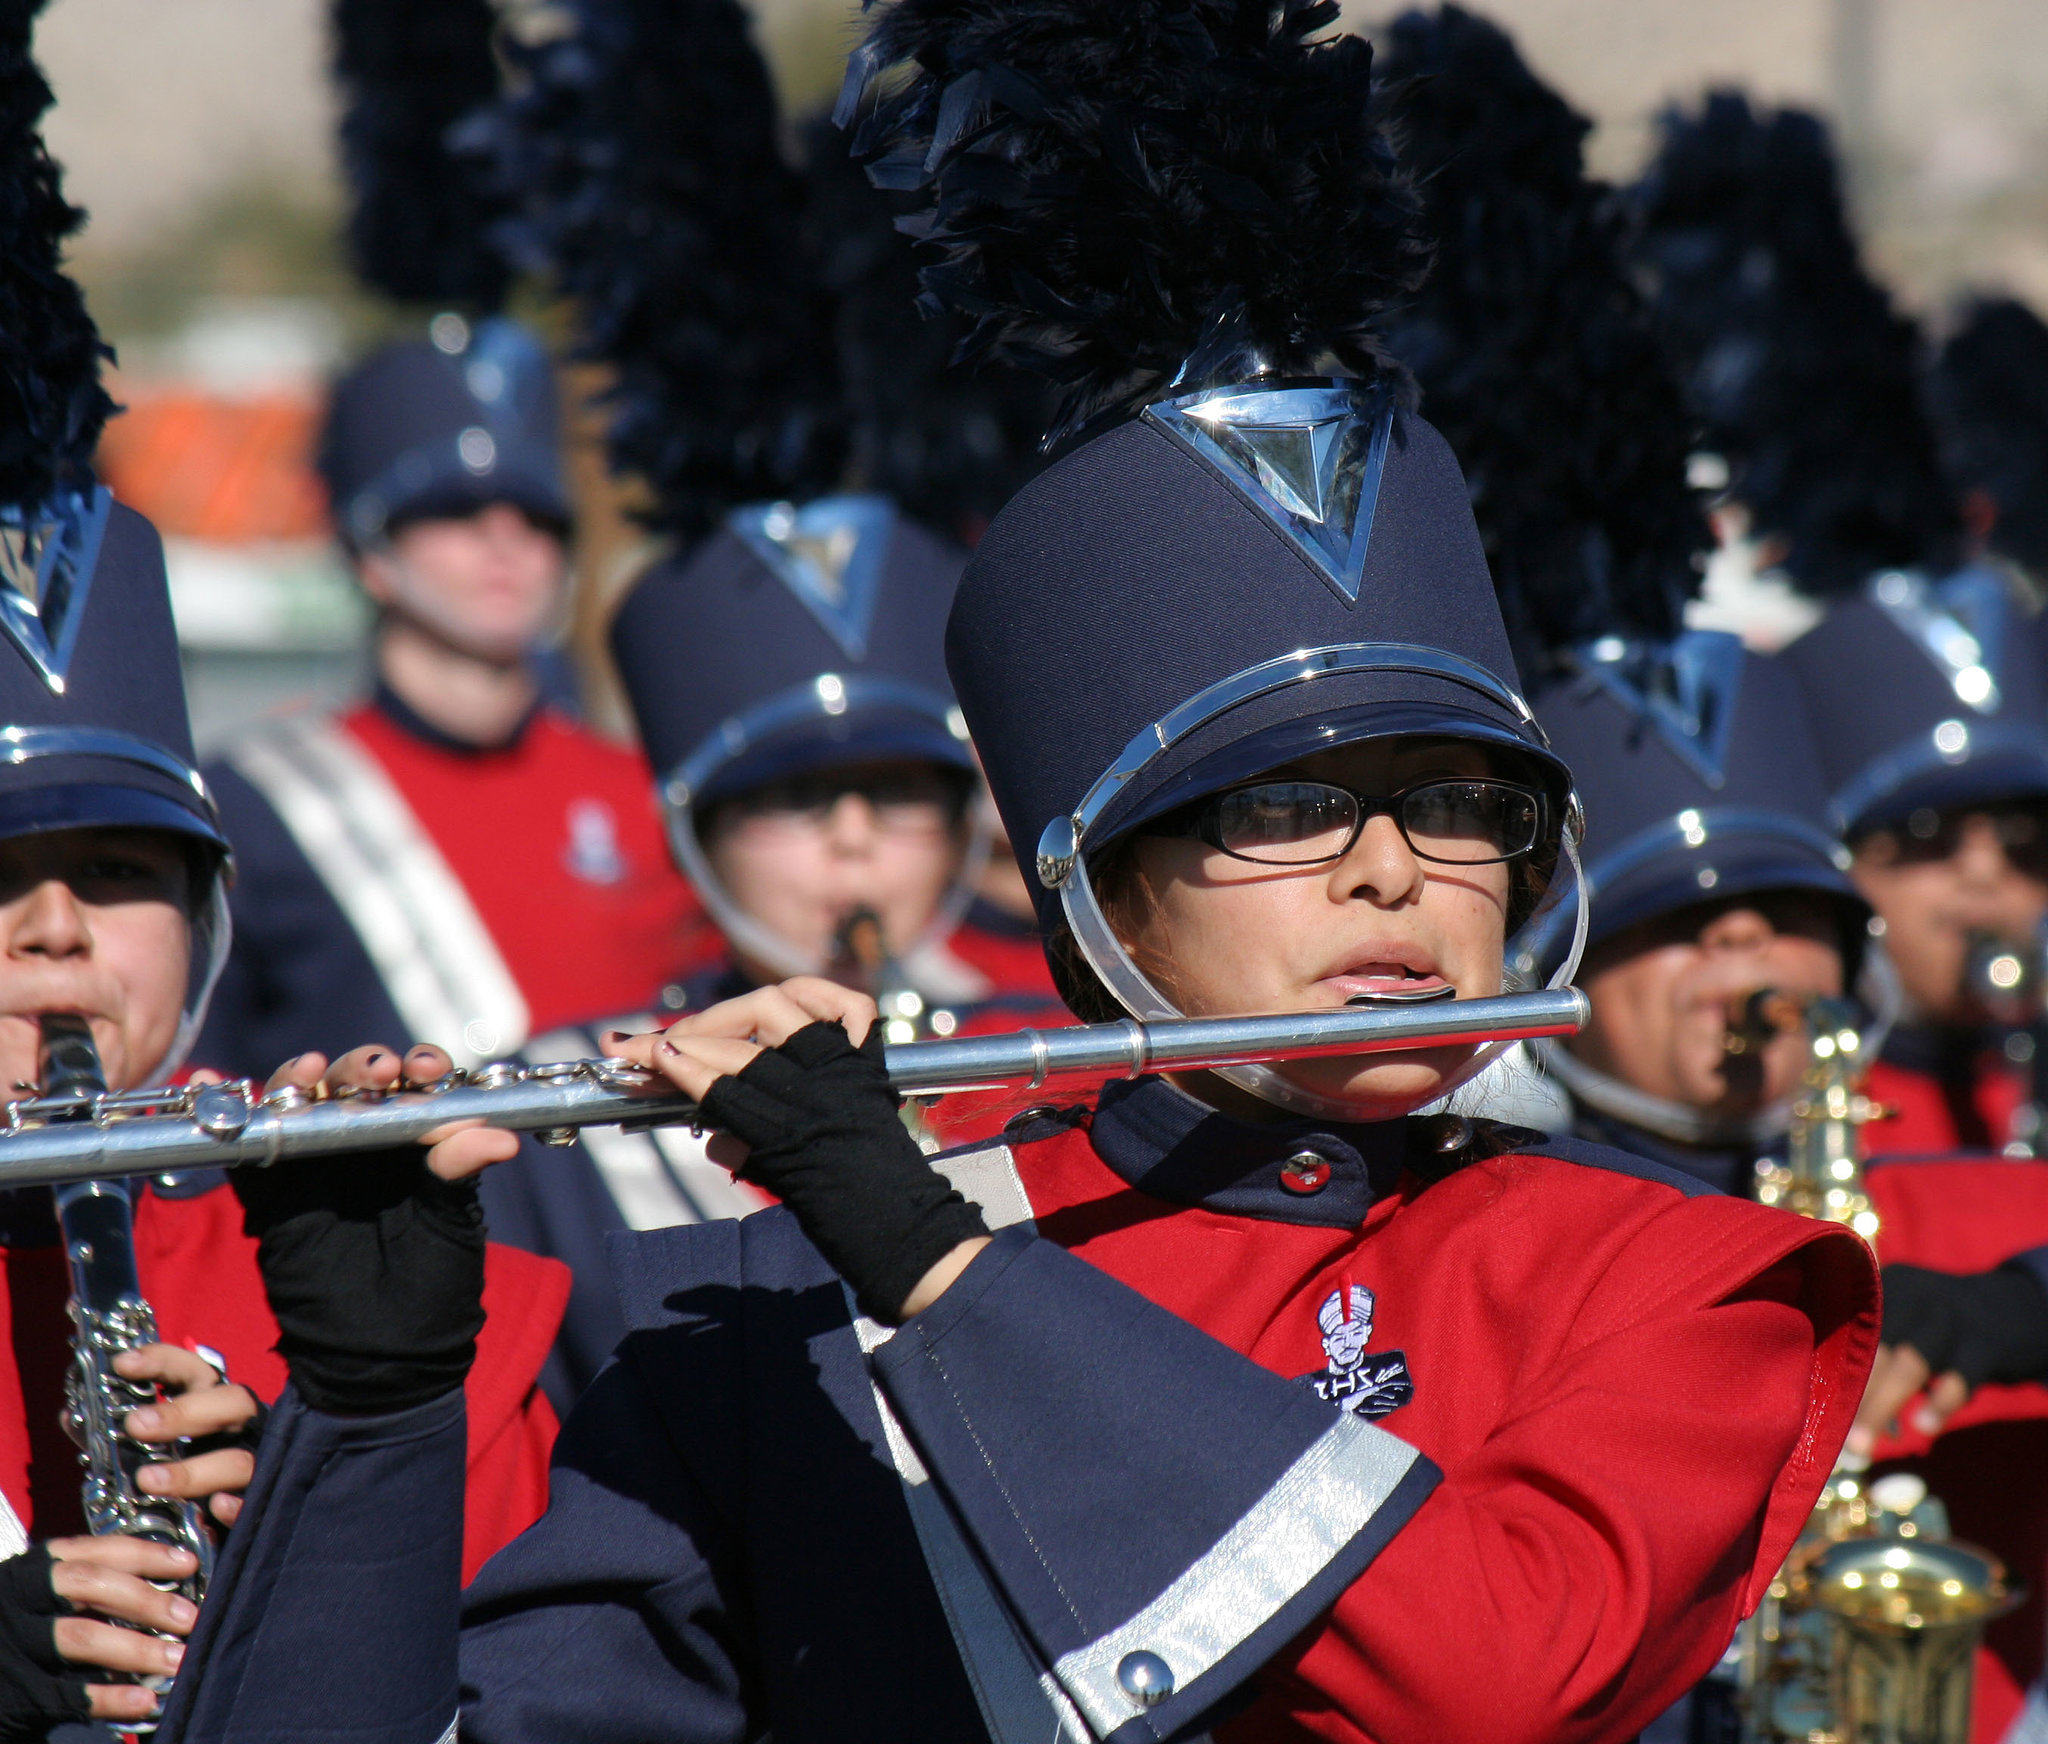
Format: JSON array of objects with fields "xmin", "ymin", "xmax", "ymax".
[
  {"xmin": 236, "ymin": 1043, "xmax": 492, "ymax": 1419},
  {"xmin": 1846, "ymin": 1262, "xmax": 2048, "ymax": 1458},
  {"xmin": 0, "ymin": 1539, "xmax": 198, "ymax": 1729},
  {"xmin": 117, "ymin": 1342, "xmax": 263, "ymax": 1528},
  {"xmin": 261, "ymin": 1042, "xmax": 521, "ymax": 1180},
  {"xmin": 606, "ymin": 981, "xmax": 988, "ymax": 1324}
]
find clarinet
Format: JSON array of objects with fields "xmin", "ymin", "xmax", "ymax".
[{"xmin": 42, "ymin": 1017, "xmax": 214, "ymax": 1727}]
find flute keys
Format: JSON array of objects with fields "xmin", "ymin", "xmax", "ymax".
[{"xmin": 191, "ymin": 1088, "xmax": 251, "ymax": 1140}]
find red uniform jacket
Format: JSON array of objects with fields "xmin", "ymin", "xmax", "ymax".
[
  {"xmin": 1866, "ymin": 1051, "xmax": 2028, "ymax": 1159},
  {"xmin": 1001, "ymin": 1108, "xmax": 1880, "ymax": 1742},
  {"xmin": 1867, "ymin": 1157, "xmax": 2048, "ymax": 1741},
  {"xmin": 0, "ymin": 1184, "xmax": 567, "ymax": 1583},
  {"xmin": 342, "ymin": 700, "xmax": 712, "ymax": 1036}
]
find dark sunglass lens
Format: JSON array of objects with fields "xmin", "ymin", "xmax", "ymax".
[
  {"xmin": 1402, "ymin": 781, "xmax": 1539, "ymax": 862},
  {"xmin": 1211, "ymin": 783, "xmax": 1359, "ymax": 863}
]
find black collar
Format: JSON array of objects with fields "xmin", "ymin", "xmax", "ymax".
[
  {"xmin": 1085, "ymin": 1076, "xmax": 1413, "ymax": 1230},
  {"xmin": 372, "ymin": 677, "xmax": 543, "ymax": 756}
]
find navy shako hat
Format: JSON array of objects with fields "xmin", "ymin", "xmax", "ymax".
[
  {"xmin": 0, "ymin": 500, "xmax": 227, "ymax": 862},
  {"xmin": 1526, "ymin": 632, "xmax": 1862, "ymax": 975},
  {"xmin": 614, "ymin": 499, "xmax": 970, "ymax": 802},
  {"xmin": 948, "ymin": 401, "xmax": 1567, "ymax": 934},
  {"xmin": 1781, "ymin": 567, "xmax": 2048, "ymax": 836},
  {"xmin": 317, "ymin": 316, "xmax": 570, "ymax": 550}
]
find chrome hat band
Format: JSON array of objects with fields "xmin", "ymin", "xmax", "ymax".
[
  {"xmin": 1034, "ymin": 641, "xmax": 1550, "ymax": 891},
  {"xmin": 1512, "ymin": 805, "xmax": 1855, "ymax": 983},
  {"xmin": 0, "ymin": 725, "xmax": 218, "ymax": 817}
]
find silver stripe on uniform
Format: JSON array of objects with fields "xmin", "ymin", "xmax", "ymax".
[
  {"xmin": 1051, "ymin": 1412, "xmax": 1422, "ymax": 1737},
  {"xmin": 229, "ymin": 715, "xmax": 530, "ymax": 1068}
]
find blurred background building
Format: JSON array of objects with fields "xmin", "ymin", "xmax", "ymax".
[{"xmin": 35, "ymin": 0, "xmax": 2048, "ymax": 746}]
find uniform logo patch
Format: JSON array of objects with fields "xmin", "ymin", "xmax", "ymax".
[
  {"xmin": 1302, "ymin": 1283, "xmax": 1413, "ymax": 1420},
  {"xmin": 563, "ymin": 798, "xmax": 627, "ymax": 885}
]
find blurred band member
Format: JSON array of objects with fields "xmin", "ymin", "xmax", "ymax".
[{"xmin": 197, "ymin": 319, "xmax": 706, "ymax": 1083}]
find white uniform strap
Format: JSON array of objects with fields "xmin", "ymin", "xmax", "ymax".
[
  {"xmin": 527, "ymin": 1025, "xmax": 766, "ymax": 1229},
  {"xmin": 228, "ymin": 714, "xmax": 530, "ymax": 1068}
]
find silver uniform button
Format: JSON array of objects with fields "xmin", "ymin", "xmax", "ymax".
[
  {"xmin": 1279, "ymin": 1149, "xmax": 1332, "ymax": 1194},
  {"xmin": 1116, "ymin": 1649, "xmax": 1175, "ymax": 1706}
]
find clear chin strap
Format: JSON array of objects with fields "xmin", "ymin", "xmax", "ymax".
[
  {"xmin": 154, "ymin": 870, "xmax": 234, "ymax": 1085},
  {"xmin": 1060, "ymin": 825, "xmax": 1590, "ymax": 1123}
]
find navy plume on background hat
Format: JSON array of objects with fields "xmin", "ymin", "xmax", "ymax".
[
  {"xmin": 317, "ymin": 315, "xmax": 569, "ymax": 549},
  {"xmin": 1629, "ymin": 93, "xmax": 1958, "ymax": 596},
  {"xmin": 1931, "ymin": 296, "xmax": 2048, "ymax": 581},
  {"xmin": 1782, "ymin": 567, "xmax": 2048, "ymax": 835},
  {"xmin": 1375, "ymin": 7, "xmax": 1708, "ymax": 686},
  {"xmin": 1528, "ymin": 633, "xmax": 1860, "ymax": 973}
]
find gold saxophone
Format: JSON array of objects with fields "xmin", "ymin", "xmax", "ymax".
[{"xmin": 1728, "ymin": 992, "xmax": 2018, "ymax": 1743}]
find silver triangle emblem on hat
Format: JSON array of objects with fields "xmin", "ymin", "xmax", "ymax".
[
  {"xmin": 729, "ymin": 494, "xmax": 896, "ymax": 661},
  {"xmin": 1143, "ymin": 384, "xmax": 1395, "ymax": 604},
  {"xmin": 1578, "ymin": 628, "xmax": 1747, "ymax": 790},
  {"xmin": 0, "ymin": 486, "xmax": 111, "ymax": 696}
]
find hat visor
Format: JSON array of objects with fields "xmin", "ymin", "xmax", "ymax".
[
  {"xmin": 694, "ymin": 709, "xmax": 976, "ymax": 808},
  {"xmin": 1097, "ymin": 678, "xmax": 1567, "ymax": 846},
  {"xmin": 0, "ymin": 781, "xmax": 229, "ymax": 857},
  {"xmin": 1588, "ymin": 837, "xmax": 1869, "ymax": 952},
  {"xmin": 1843, "ymin": 744, "xmax": 2048, "ymax": 836},
  {"xmin": 382, "ymin": 467, "xmax": 572, "ymax": 536}
]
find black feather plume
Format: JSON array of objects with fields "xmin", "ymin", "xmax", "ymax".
[
  {"xmin": 1628, "ymin": 92, "xmax": 1957, "ymax": 594},
  {"xmin": 0, "ymin": 0, "xmax": 114, "ymax": 506},
  {"xmin": 839, "ymin": 0, "xmax": 1430, "ymax": 443},
  {"xmin": 797, "ymin": 114, "xmax": 1056, "ymax": 540},
  {"xmin": 1376, "ymin": 7, "xmax": 1707, "ymax": 679},
  {"xmin": 332, "ymin": 0, "xmax": 511, "ymax": 309},
  {"xmin": 464, "ymin": 0, "xmax": 843, "ymax": 540},
  {"xmin": 1931, "ymin": 296, "xmax": 2048, "ymax": 579}
]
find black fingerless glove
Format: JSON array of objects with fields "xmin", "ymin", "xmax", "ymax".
[
  {"xmin": 0, "ymin": 1549, "xmax": 88, "ymax": 1740},
  {"xmin": 1880, "ymin": 1261, "xmax": 2048, "ymax": 1388},
  {"xmin": 699, "ymin": 1021, "xmax": 989, "ymax": 1324},
  {"xmin": 233, "ymin": 1148, "xmax": 486, "ymax": 1417}
]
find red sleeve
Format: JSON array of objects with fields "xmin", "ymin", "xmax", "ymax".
[
  {"xmin": 461, "ymin": 1241, "xmax": 570, "ymax": 1579},
  {"xmin": 135, "ymin": 1188, "xmax": 567, "ymax": 1580},
  {"xmin": 1225, "ymin": 1223, "xmax": 1877, "ymax": 1744}
]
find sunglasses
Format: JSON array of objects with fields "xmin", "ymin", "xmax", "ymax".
[
  {"xmin": 1150, "ymin": 777, "xmax": 1546, "ymax": 868},
  {"xmin": 1856, "ymin": 802, "xmax": 2048, "ymax": 880}
]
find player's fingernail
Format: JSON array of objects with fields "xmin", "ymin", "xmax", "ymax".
[
  {"xmin": 659, "ymin": 1040, "xmax": 680, "ymax": 1057},
  {"xmin": 127, "ymin": 1407, "xmax": 160, "ymax": 1432},
  {"xmin": 136, "ymin": 1464, "xmax": 165, "ymax": 1490},
  {"xmin": 365, "ymin": 1050, "xmax": 387, "ymax": 1065},
  {"xmin": 164, "ymin": 1633, "xmax": 189, "ymax": 1660}
]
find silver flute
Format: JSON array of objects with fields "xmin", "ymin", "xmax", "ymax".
[
  {"xmin": 0, "ymin": 989, "xmax": 1588, "ymax": 1192},
  {"xmin": 42, "ymin": 1017, "xmax": 215, "ymax": 1729}
]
